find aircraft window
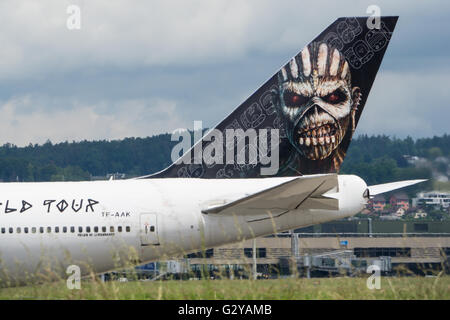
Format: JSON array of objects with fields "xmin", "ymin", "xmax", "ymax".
[
  {"xmin": 78, "ymin": 226, "xmax": 83, "ymax": 233},
  {"xmin": 24, "ymin": 227, "xmax": 29, "ymax": 234},
  {"xmin": 102, "ymin": 226, "xmax": 106, "ymax": 232},
  {"xmin": 17, "ymin": 227, "xmax": 21, "ymax": 234},
  {"xmin": 1, "ymin": 228, "xmax": 5, "ymax": 234},
  {"xmin": 118, "ymin": 226, "xmax": 122, "ymax": 232},
  {"xmin": 9, "ymin": 228, "xmax": 13, "ymax": 234},
  {"xmin": 86, "ymin": 226, "xmax": 91, "ymax": 233},
  {"xmin": 47, "ymin": 227, "xmax": 51, "ymax": 233},
  {"xmin": 70, "ymin": 226, "xmax": 75, "ymax": 233},
  {"xmin": 55, "ymin": 227, "xmax": 60, "ymax": 233},
  {"xmin": 39, "ymin": 227, "xmax": 44, "ymax": 233},
  {"xmin": 32, "ymin": 227, "xmax": 36, "ymax": 233},
  {"xmin": 63, "ymin": 227, "xmax": 67, "ymax": 233},
  {"xmin": 94, "ymin": 226, "xmax": 98, "ymax": 233},
  {"xmin": 110, "ymin": 226, "xmax": 114, "ymax": 233},
  {"xmin": 126, "ymin": 226, "xmax": 130, "ymax": 232}
]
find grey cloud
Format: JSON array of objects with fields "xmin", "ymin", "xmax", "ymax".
[
  {"xmin": 0, "ymin": 0, "xmax": 448, "ymax": 145},
  {"xmin": 0, "ymin": 95, "xmax": 187, "ymax": 146},
  {"xmin": 357, "ymin": 70, "xmax": 450, "ymax": 138}
]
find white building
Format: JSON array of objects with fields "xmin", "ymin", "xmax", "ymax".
[
  {"xmin": 412, "ymin": 191, "xmax": 450, "ymax": 208},
  {"xmin": 414, "ymin": 211, "xmax": 428, "ymax": 219}
]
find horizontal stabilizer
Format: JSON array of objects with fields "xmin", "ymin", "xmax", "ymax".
[
  {"xmin": 368, "ymin": 179, "xmax": 427, "ymax": 196},
  {"xmin": 202, "ymin": 174, "xmax": 339, "ymax": 217}
]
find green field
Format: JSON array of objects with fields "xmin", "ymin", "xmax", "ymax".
[{"xmin": 1, "ymin": 276, "xmax": 449, "ymax": 300}]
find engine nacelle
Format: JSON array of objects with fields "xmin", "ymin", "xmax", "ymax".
[{"xmin": 334, "ymin": 174, "xmax": 368, "ymax": 218}]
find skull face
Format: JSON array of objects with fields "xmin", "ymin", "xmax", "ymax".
[{"xmin": 276, "ymin": 42, "xmax": 361, "ymax": 161}]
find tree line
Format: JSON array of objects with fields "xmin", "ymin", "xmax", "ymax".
[{"xmin": 0, "ymin": 134, "xmax": 447, "ymax": 186}]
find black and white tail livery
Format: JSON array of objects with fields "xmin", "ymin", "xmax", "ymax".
[{"xmin": 143, "ymin": 16, "xmax": 398, "ymax": 179}]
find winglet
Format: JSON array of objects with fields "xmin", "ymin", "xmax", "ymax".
[{"xmin": 368, "ymin": 179, "xmax": 427, "ymax": 196}]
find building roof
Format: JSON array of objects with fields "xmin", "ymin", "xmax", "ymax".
[
  {"xmin": 416, "ymin": 191, "xmax": 450, "ymax": 198},
  {"xmin": 391, "ymin": 192, "xmax": 409, "ymax": 201},
  {"xmin": 373, "ymin": 194, "xmax": 386, "ymax": 202}
]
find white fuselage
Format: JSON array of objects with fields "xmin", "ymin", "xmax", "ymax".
[{"xmin": 0, "ymin": 174, "xmax": 367, "ymax": 284}]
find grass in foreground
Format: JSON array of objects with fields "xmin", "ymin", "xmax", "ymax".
[{"xmin": 0, "ymin": 276, "xmax": 449, "ymax": 300}]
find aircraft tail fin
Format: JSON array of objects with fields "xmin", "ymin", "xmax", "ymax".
[{"xmin": 143, "ymin": 16, "xmax": 398, "ymax": 179}]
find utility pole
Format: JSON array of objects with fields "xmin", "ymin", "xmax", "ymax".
[
  {"xmin": 305, "ymin": 254, "xmax": 311, "ymax": 279},
  {"xmin": 368, "ymin": 217, "xmax": 373, "ymax": 238},
  {"xmin": 252, "ymin": 238, "xmax": 257, "ymax": 280},
  {"xmin": 290, "ymin": 230, "xmax": 299, "ymax": 277},
  {"xmin": 229, "ymin": 264, "xmax": 234, "ymax": 280},
  {"xmin": 291, "ymin": 230, "xmax": 299, "ymax": 258}
]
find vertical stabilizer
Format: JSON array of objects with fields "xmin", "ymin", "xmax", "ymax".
[{"xmin": 143, "ymin": 16, "xmax": 398, "ymax": 179}]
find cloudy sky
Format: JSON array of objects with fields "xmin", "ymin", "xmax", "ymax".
[{"xmin": 0, "ymin": 0, "xmax": 448, "ymax": 146}]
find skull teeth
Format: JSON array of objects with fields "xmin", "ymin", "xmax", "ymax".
[
  {"xmin": 298, "ymin": 133, "xmax": 338, "ymax": 147},
  {"xmin": 319, "ymin": 137, "xmax": 324, "ymax": 145},
  {"xmin": 298, "ymin": 123, "xmax": 336, "ymax": 137},
  {"xmin": 299, "ymin": 138, "xmax": 341, "ymax": 160},
  {"xmin": 297, "ymin": 122, "xmax": 338, "ymax": 147},
  {"xmin": 296, "ymin": 115, "xmax": 342, "ymax": 160},
  {"xmin": 295, "ymin": 109, "xmax": 344, "ymax": 159}
]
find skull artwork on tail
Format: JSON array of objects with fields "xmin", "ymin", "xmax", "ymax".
[{"xmin": 274, "ymin": 42, "xmax": 362, "ymax": 171}]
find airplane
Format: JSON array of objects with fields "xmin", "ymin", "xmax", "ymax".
[{"xmin": 0, "ymin": 16, "xmax": 425, "ymax": 285}]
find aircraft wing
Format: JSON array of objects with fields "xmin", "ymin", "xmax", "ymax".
[{"xmin": 202, "ymin": 174, "xmax": 339, "ymax": 217}]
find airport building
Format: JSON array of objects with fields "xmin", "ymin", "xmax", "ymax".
[
  {"xmin": 133, "ymin": 220, "xmax": 450, "ymax": 279},
  {"xmin": 412, "ymin": 191, "xmax": 450, "ymax": 209}
]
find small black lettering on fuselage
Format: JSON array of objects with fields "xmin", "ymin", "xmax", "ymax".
[
  {"xmin": 102, "ymin": 212, "xmax": 131, "ymax": 218},
  {"xmin": 77, "ymin": 232, "xmax": 115, "ymax": 237}
]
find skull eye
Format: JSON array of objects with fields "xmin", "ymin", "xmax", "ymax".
[
  {"xmin": 324, "ymin": 89, "xmax": 347, "ymax": 104},
  {"xmin": 283, "ymin": 91, "xmax": 309, "ymax": 107}
]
